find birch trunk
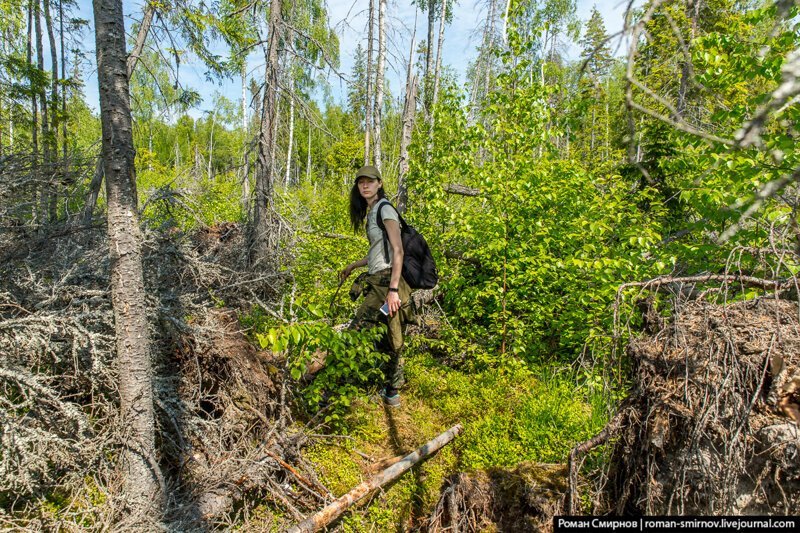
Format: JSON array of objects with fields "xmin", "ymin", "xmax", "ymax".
[
  {"xmin": 93, "ymin": 0, "xmax": 162, "ymax": 521},
  {"xmin": 242, "ymin": 63, "xmax": 250, "ymax": 214},
  {"xmin": 427, "ymin": 0, "xmax": 446, "ymax": 147},
  {"xmin": 208, "ymin": 109, "xmax": 216, "ymax": 179},
  {"xmin": 425, "ymin": 0, "xmax": 434, "ymax": 107},
  {"xmin": 363, "ymin": 0, "xmax": 374, "ymax": 165},
  {"xmin": 285, "ymin": 74, "xmax": 295, "ymax": 185},
  {"xmin": 373, "ymin": 0, "xmax": 386, "ymax": 172},
  {"xmin": 306, "ymin": 126, "xmax": 311, "ymax": 183},
  {"xmin": 430, "ymin": 0, "xmax": 446, "ymax": 114},
  {"xmin": 469, "ymin": 0, "xmax": 496, "ymax": 120},
  {"xmin": 483, "ymin": 0, "xmax": 496, "ymax": 101}
]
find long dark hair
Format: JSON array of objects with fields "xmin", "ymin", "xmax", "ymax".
[{"xmin": 349, "ymin": 182, "xmax": 386, "ymax": 233}]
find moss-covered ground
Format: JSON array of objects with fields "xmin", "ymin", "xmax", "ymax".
[{"xmin": 297, "ymin": 348, "xmax": 609, "ymax": 531}]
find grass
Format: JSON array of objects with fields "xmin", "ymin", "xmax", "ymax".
[{"xmin": 300, "ymin": 347, "xmax": 609, "ymax": 530}]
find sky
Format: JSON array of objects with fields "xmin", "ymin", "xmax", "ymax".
[{"xmin": 73, "ymin": 0, "xmax": 636, "ymax": 118}]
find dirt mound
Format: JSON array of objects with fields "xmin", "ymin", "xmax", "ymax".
[
  {"xmin": 426, "ymin": 463, "xmax": 567, "ymax": 532},
  {"xmin": 604, "ymin": 297, "xmax": 800, "ymax": 515}
]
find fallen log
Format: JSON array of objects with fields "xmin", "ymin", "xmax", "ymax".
[{"xmin": 287, "ymin": 424, "xmax": 463, "ymax": 533}]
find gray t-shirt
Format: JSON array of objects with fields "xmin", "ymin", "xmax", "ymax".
[{"xmin": 366, "ymin": 198, "xmax": 400, "ymax": 274}]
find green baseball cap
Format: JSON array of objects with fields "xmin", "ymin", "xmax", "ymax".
[{"xmin": 355, "ymin": 165, "xmax": 381, "ymax": 182}]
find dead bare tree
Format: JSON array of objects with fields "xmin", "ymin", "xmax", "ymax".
[
  {"xmin": 250, "ymin": 0, "xmax": 283, "ymax": 264},
  {"xmin": 397, "ymin": 25, "xmax": 418, "ymax": 214}
]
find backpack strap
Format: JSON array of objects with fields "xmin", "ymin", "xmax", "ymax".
[{"xmin": 376, "ymin": 200, "xmax": 405, "ymax": 264}]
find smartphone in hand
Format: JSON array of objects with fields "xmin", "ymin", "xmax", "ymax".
[{"xmin": 379, "ymin": 301, "xmax": 390, "ymax": 316}]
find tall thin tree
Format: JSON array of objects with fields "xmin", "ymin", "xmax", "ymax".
[
  {"xmin": 363, "ymin": 0, "xmax": 374, "ymax": 165},
  {"xmin": 59, "ymin": 0, "xmax": 67, "ymax": 159},
  {"xmin": 83, "ymin": 1, "xmax": 155, "ymax": 223},
  {"xmin": 373, "ymin": 0, "xmax": 386, "ymax": 171},
  {"xmin": 397, "ymin": 21, "xmax": 417, "ymax": 214}
]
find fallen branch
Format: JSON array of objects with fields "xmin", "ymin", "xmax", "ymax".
[
  {"xmin": 287, "ymin": 424, "xmax": 463, "ymax": 533},
  {"xmin": 444, "ymin": 249, "xmax": 481, "ymax": 267},
  {"xmin": 364, "ymin": 453, "xmax": 407, "ymax": 474},
  {"xmin": 618, "ymin": 273, "xmax": 795, "ymax": 294},
  {"xmin": 444, "ymin": 184, "xmax": 480, "ymax": 197},
  {"xmin": 567, "ymin": 409, "xmax": 628, "ymax": 515}
]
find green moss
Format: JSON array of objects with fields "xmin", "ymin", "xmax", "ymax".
[
  {"xmin": 297, "ymin": 346, "xmax": 607, "ymax": 529},
  {"xmin": 304, "ymin": 441, "xmax": 363, "ymax": 496}
]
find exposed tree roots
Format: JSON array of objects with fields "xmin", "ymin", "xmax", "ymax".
[
  {"xmin": 570, "ymin": 285, "xmax": 800, "ymax": 516},
  {"xmin": 0, "ymin": 210, "xmax": 334, "ymax": 530}
]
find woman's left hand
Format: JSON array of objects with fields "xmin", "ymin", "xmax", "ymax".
[{"xmin": 386, "ymin": 290, "xmax": 402, "ymax": 317}]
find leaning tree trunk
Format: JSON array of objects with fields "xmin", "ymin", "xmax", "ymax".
[
  {"xmin": 93, "ymin": 0, "xmax": 162, "ymax": 522},
  {"xmin": 43, "ymin": 0, "xmax": 59, "ymax": 149},
  {"xmin": 250, "ymin": 0, "xmax": 282, "ymax": 264},
  {"xmin": 373, "ymin": 0, "xmax": 386, "ymax": 172}
]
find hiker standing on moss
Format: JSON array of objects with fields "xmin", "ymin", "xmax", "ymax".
[{"xmin": 339, "ymin": 165, "xmax": 413, "ymax": 408}]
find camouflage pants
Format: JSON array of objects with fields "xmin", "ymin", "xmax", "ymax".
[{"xmin": 349, "ymin": 269, "xmax": 413, "ymax": 390}]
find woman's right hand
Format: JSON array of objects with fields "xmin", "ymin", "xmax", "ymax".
[{"xmin": 339, "ymin": 264, "xmax": 353, "ymax": 282}]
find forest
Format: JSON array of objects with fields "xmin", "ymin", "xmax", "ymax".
[{"xmin": 1, "ymin": 0, "xmax": 799, "ymax": 529}]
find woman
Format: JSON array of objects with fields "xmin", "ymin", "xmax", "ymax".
[{"xmin": 339, "ymin": 165, "xmax": 412, "ymax": 408}]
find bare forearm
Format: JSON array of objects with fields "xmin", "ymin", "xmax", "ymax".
[
  {"xmin": 350, "ymin": 257, "xmax": 368, "ymax": 270},
  {"xmin": 390, "ymin": 248, "xmax": 403, "ymax": 289}
]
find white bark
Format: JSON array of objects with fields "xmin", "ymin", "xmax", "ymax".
[
  {"xmin": 398, "ymin": 26, "xmax": 417, "ymax": 214},
  {"xmin": 285, "ymin": 74, "xmax": 295, "ymax": 184},
  {"xmin": 373, "ymin": 0, "xmax": 386, "ymax": 172},
  {"xmin": 363, "ymin": 0, "xmax": 374, "ymax": 165},
  {"xmin": 242, "ymin": 63, "xmax": 250, "ymax": 212}
]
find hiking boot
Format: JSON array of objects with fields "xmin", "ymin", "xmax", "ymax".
[{"xmin": 381, "ymin": 388, "xmax": 401, "ymax": 408}]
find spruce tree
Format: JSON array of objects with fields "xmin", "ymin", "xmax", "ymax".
[{"xmin": 579, "ymin": 6, "xmax": 612, "ymax": 80}]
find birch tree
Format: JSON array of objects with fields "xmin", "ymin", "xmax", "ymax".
[
  {"xmin": 363, "ymin": 0, "xmax": 374, "ymax": 165},
  {"xmin": 372, "ymin": 0, "xmax": 386, "ymax": 171}
]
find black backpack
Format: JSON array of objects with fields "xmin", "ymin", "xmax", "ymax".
[{"xmin": 376, "ymin": 201, "xmax": 438, "ymax": 290}]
